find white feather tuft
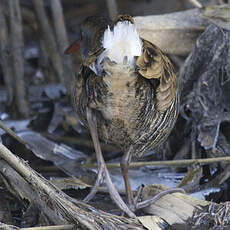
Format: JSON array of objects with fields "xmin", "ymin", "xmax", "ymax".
[
  {"xmin": 90, "ymin": 21, "xmax": 142, "ymax": 75},
  {"xmin": 102, "ymin": 21, "xmax": 142, "ymax": 64}
]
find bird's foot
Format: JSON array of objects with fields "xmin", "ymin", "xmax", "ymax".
[
  {"xmin": 129, "ymin": 186, "xmax": 185, "ymax": 212},
  {"xmin": 84, "ymin": 163, "xmax": 136, "ymax": 218}
]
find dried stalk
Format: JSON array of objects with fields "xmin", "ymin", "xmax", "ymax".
[
  {"xmin": 0, "ymin": 4, "xmax": 13, "ymax": 106},
  {"xmin": 0, "ymin": 120, "xmax": 26, "ymax": 146},
  {"xmin": 32, "ymin": 0, "xmax": 64, "ymax": 84},
  {"xmin": 50, "ymin": 0, "xmax": 74, "ymax": 93},
  {"xmin": 0, "ymin": 160, "xmax": 65, "ymax": 225},
  {"xmin": 0, "ymin": 144, "xmax": 143, "ymax": 230},
  {"xmin": 84, "ymin": 156, "xmax": 230, "ymax": 169},
  {"xmin": 8, "ymin": 0, "xmax": 29, "ymax": 118}
]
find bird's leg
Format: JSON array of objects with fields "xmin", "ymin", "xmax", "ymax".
[
  {"xmin": 85, "ymin": 107, "xmax": 136, "ymax": 218},
  {"xmin": 120, "ymin": 149, "xmax": 134, "ymax": 207},
  {"xmin": 121, "ymin": 148, "xmax": 185, "ymax": 212}
]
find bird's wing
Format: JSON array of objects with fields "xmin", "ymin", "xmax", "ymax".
[
  {"xmin": 72, "ymin": 65, "xmax": 96, "ymax": 127},
  {"xmin": 136, "ymin": 39, "xmax": 177, "ymax": 112}
]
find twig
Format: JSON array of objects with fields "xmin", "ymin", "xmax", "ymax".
[
  {"xmin": 0, "ymin": 120, "xmax": 26, "ymax": 146},
  {"xmin": 21, "ymin": 224, "xmax": 74, "ymax": 230},
  {"xmin": 84, "ymin": 156, "xmax": 230, "ymax": 169}
]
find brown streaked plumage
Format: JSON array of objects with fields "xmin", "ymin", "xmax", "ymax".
[{"xmin": 66, "ymin": 15, "xmax": 181, "ymax": 218}]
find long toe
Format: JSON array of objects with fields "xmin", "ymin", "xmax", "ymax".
[
  {"xmin": 83, "ymin": 165, "xmax": 105, "ymax": 203},
  {"xmin": 134, "ymin": 187, "xmax": 185, "ymax": 210}
]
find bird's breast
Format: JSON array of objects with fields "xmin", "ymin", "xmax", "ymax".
[{"xmin": 102, "ymin": 65, "xmax": 139, "ymax": 122}]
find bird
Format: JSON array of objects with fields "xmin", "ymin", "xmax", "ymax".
[{"xmin": 65, "ymin": 15, "xmax": 181, "ymax": 218}]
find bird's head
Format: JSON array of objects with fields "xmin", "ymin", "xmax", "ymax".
[{"xmin": 65, "ymin": 16, "xmax": 111, "ymax": 60}]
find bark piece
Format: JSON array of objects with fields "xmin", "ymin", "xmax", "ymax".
[{"xmin": 134, "ymin": 8, "xmax": 210, "ymax": 55}]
